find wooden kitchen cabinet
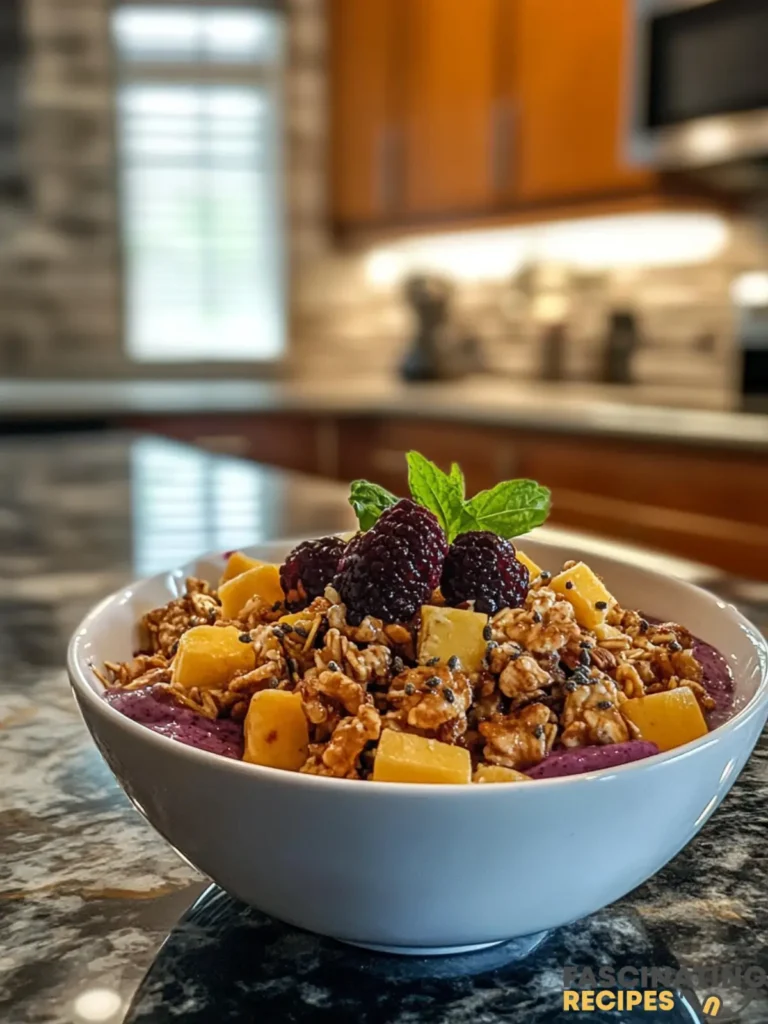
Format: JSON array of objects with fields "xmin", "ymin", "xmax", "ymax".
[
  {"xmin": 512, "ymin": 0, "xmax": 656, "ymax": 202},
  {"xmin": 329, "ymin": 0, "xmax": 401, "ymax": 223},
  {"xmin": 401, "ymin": 0, "xmax": 502, "ymax": 217}
]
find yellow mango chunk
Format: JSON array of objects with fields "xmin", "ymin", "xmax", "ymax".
[
  {"xmin": 279, "ymin": 610, "xmax": 313, "ymax": 628},
  {"xmin": 473, "ymin": 765, "xmax": 532, "ymax": 784},
  {"xmin": 516, "ymin": 550, "xmax": 543, "ymax": 580},
  {"xmin": 171, "ymin": 625, "xmax": 255, "ymax": 691},
  {"xmin": 243, "ymin": 690, "xmax": 309, "ymax": 771},
  {"xmin": 550, "ymin": 561, "xmax": 617, "ymax": 630},
  {"xmin": 219, "ymin": 564, "xmax": 284, "ymax": 619},
  {"xmin": 621, "ymin": 687, "xmax": 708, "ymax": 753},
  {"xmin": 372, "ymin": 730, "xmax": 471, "ymax": 784},
  {"xmin": 418, "ymin": 605, "xmax": 488, "ymax": 673},
  {"xmin": 220, "ymin": 551, "xmax": 263, "ymax": 584}
]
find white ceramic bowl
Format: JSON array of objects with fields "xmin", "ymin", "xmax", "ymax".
[{"xmin": 68, "ymin": 537, "xmax": 768, "ymax": 954}]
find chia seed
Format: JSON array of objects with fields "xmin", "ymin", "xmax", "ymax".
[
  {"xmin": 281, "ymin": 624, "xmax": 293, "ymax": 634},
  {"xmin": 426, "ymin": 676, "xmax": 440, "ymax": 688},
  {"xmin": 639, "ymin": 619, "xmax": 649, "ymax": 634},
  {"xmin": 426, "ymin": 656, "xmax": 440, "ymax": 666},
  {"xmin": 597, "ymin": 700, "xmax": 612, "ymax": 710},
  {"xmin": 404, "ymin": 683, "xmax": 415, "ymax": 696},
  {"xmin": 532, "ymin": 611, "xmax": 542, "ymax": 623},
  {"xmin": 595, "ymin": 601, "xmax": 608, "ymax": 611},
  {"xmin": 447, "ymin": 655, "xmax": 460, "ymax": 671},
  {"xmin": 540, "ymin": 571, "xmax": 551, "ymax": 580},
  {"xmin": 288, "ymin": 658, "xmax": 298, "ymax": 675},
  {"xmin": 668, "ymin": 640, "xmax": 682, "ymax": 652},
  {"xmin": 483, "ymin": 624, "xmax": 493, "ymax": 641},
  {"xmin": 170, "ymin": 640, "xmax": 179, "ymax": 655},
  {"xmin": 393, "ymin": 656, "xmax": 404, "ymax": 674},
  {"xmin": 442, "ymin": 686, "xmax": 455, "ymax": 703},
  {"xmin": 564, "ymin": 680, "xmax": 577, "ymax": 692},
  {"xmin": 272, "ymin": 601, "xmax": 283, "ymax": 611},
  {"xmin": 579, "ymin": 649, "xmax": 591, "ymax": 667},
  {"xmin": 565, "ymin": 581, "xmax": 574, "ymax": 590},
  {"xmin": 294, "ymin": 625, "xmax": 309, "ymax": 639},
  {"xmin": 579, "ymin": 640, "xmax": 593, "ymax": 649},
  {"xmin": 271, "ymin": 626, "xmax": 284, "ymax": 638},
  {"xmin": 238, "ymin": 633, "xmax": 251, "ymax": 643},
  {"xmin": 268, "ymin": 677, "xmax": 279, "ymax": 689},
  {"xmin": 327, "ymin": 660, "xmax": 340, "ymax": 672},
  {"xmin": 486, "ymin": 640, "xmax": 498, "ymax": 652},
  {"xmin": 533, "ymin": 725, "xmax": 545, "ymax": 739}
]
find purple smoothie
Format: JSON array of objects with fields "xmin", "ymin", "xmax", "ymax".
[
  {"xmin": 104, "ymin": 686, "xmax": 244, "ymax": 759},
  {"xmin": 527, "ymin": 741, "xmax": 659, "ymax": 779}
]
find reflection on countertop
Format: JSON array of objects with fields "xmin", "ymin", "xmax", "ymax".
[
  {"xmin": 2, "ymin": 376, "xmax": 768, "ymax": 452},
  {"xmin": 2, "ymin": 432, "xmax": 768, "ymax": 1023}
]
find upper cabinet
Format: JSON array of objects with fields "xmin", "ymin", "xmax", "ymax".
[
  {"xmin": 329, "ymin": 0, "xmax": 401, "ymax": 223},
  {"xmin": 513, "ymin": 0, "xmax": 656, "ymax": 202},
  {"xmin": 400, "ymin": 0, "xmax": 500, "ymax": 217},
  {"xmin": 329, "ymin": 0, "xmax": 671, "ymax": 234}
]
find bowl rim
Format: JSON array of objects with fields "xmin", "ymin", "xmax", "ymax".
[{"xmin": 67, "ymin": 537, "xmax": 768, "ymax": 796}]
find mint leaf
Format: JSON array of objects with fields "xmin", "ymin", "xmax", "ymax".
[
  {"xmin": 406, "ymin": 451, "xmax": 466, "ymax": 541},
  {"xmin": 349, "ymin": 479, "xmax": 397, "ymax": 531},
  {"xmin": 449, "ymin": 462, "xmax": 465, "ymax": 499},
  {"xmin": 464, "ymin": 479, "xmax": 551, "ymax": 539}
]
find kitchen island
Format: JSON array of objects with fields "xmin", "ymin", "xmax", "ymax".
[
  {"xmin": 1, "ymin": 433, "xmax": 768, "ymax": 1023},
  {"xmin": 2, "ymin": 378, "xmax": 768, "ymax": 579}
]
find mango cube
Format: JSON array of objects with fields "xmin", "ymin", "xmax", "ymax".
[
  {"xmin": 372, "ymin": 730, "xmax": 471, "ymax": 784},
  {"xmin": 171, "ymin": 625, "xmax": 255, "ymax": 690},
  {"xmin": 516, "ymin": 550, "xmax": 543, "ymax": 580},
  {"xmin": 621, "ymin": 687, "xmax": 708, "ymax": 753},
  {"xmin": 244, "ymin": 690, "xmax": 309, "ymax": 770},
  {"xmin": 418, "ymin": 605, "xmax": 488, "ymax": 673},
  {"xmin": 219, "ymin": 564, "xmax": 284, "ymax": 619},
  {"xmin": 473, "ymin": 765, "xmax": 532, "ymax": 784},
  {"xmin": 220, "ymin": 551, "xmax": 263, "ymax": 584},
  {"xmin": 550, "ymin": 561, "xmax": 616, "ymax": 630}
]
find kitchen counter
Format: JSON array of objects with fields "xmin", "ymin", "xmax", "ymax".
[
  {"xmin": 2, "ymin": 377, "xmax": 768, "ymax": 453},
  {"xmin": 2, "ymin": 432, "xmax": 768, "ymax": 1024}
]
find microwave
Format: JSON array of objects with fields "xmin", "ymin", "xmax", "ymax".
[{"xmin": 628, "ymin": 0, "xmax": 768, "ymax": 180}]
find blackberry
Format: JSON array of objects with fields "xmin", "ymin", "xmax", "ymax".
[
  {"xmin": 441, "ymin": 531, "xmax": 529, "ymax": 615},
  {"xmin": 280, "ymin": 535, "xmax": 347, "ymax": 611},
  {"xmin": 334, "ymin": 499, "xmax": 447, "ymax": 624}
]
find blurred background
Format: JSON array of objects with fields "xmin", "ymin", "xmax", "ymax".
[{"xmin": 1, "ymin": 0, "xmax": 768, "ymax": 578}]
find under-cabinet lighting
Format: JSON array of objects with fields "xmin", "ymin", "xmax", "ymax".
[{"xmin": 364, "ymin": 212, "xmax": 729, "ymax": 286}]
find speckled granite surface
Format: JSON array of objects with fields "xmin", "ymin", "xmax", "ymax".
[{"xmin": 1, "ymin": 433, "xmax": 767, "ymax": 1024}]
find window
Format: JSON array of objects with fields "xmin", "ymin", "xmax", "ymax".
[{"xmin": 113, "ymin": 5, "xmax": 285, "ymax": 363}]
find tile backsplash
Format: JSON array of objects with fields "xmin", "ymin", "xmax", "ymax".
[{"xmin": 0, "ymin": 0, "xmax": 766, "ymax": 407}]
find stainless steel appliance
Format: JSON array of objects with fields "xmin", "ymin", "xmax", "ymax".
[{"xmin": 628, "ymin": 0, "xmax": 768, "ymax": 189}]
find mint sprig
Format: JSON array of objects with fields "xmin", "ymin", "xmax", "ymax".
[
  {"xmin": 347, "ymin": 451, "xmax": 551, "ymax": 542},
  {"xmin": 348, "ymin": 479, "xmax": 397, "ymax": 531}
]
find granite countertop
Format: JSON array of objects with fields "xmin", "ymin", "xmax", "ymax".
[
  {"xmin": 2, "ymin": 377, "xmax": 768, "ymax": 453},
  {"xmin": 2, "ymin": 432, "xmax": 768, "ymax": 1024}
]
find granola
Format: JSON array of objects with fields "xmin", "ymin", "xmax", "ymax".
[{"xmin": 101, "ymin": 544, "xmax": 728, "ymax": 783}]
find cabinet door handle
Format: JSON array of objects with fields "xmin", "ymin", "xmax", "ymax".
[
  {"xmin": 376, "ymin": 126, "xmax": 401, "ymax": 213},
  {"xmin": 491, "ymin": 101, "xmax": 514, "ymax": 194}
]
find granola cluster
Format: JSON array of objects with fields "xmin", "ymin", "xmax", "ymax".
[{"xmin": 99, "ymin": 563, "xmax": 713, "ymax": 781}]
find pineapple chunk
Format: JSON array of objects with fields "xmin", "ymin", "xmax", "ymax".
[
  {"xmin": 219, "ymin": 564, "xmax": 284, "ymax": 619},
  {"xmin": 220, "ymin": 551, "xmax": 263, "ymax": 584},
  {"xmin": 516, "ymin": 550, "xmax": 543, "ymax": 580},
  {"xmin": 243, "ymin": 690, "xmax": 309, "ymax": 770},
  {"xmin": 171, "ymin": 625, "xmax": 255, "ymax": 690},
  {"xmin": 621, "ymin": 687, "xmax": 708, "ymax": 753},
  {"xmin": 550, "ymin": 561, "xmax": 617, "ymax": 630},
  {"xmin": 372, "ymin": 730, "xmax": 471, "ymax": 784},
  {"xmin": 473, "ymin": 765, "xmax": 532, "ymax": 784},
  {"xmin": 418, "ymin": 605, "xmax": 487, "ymax": 673}
]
